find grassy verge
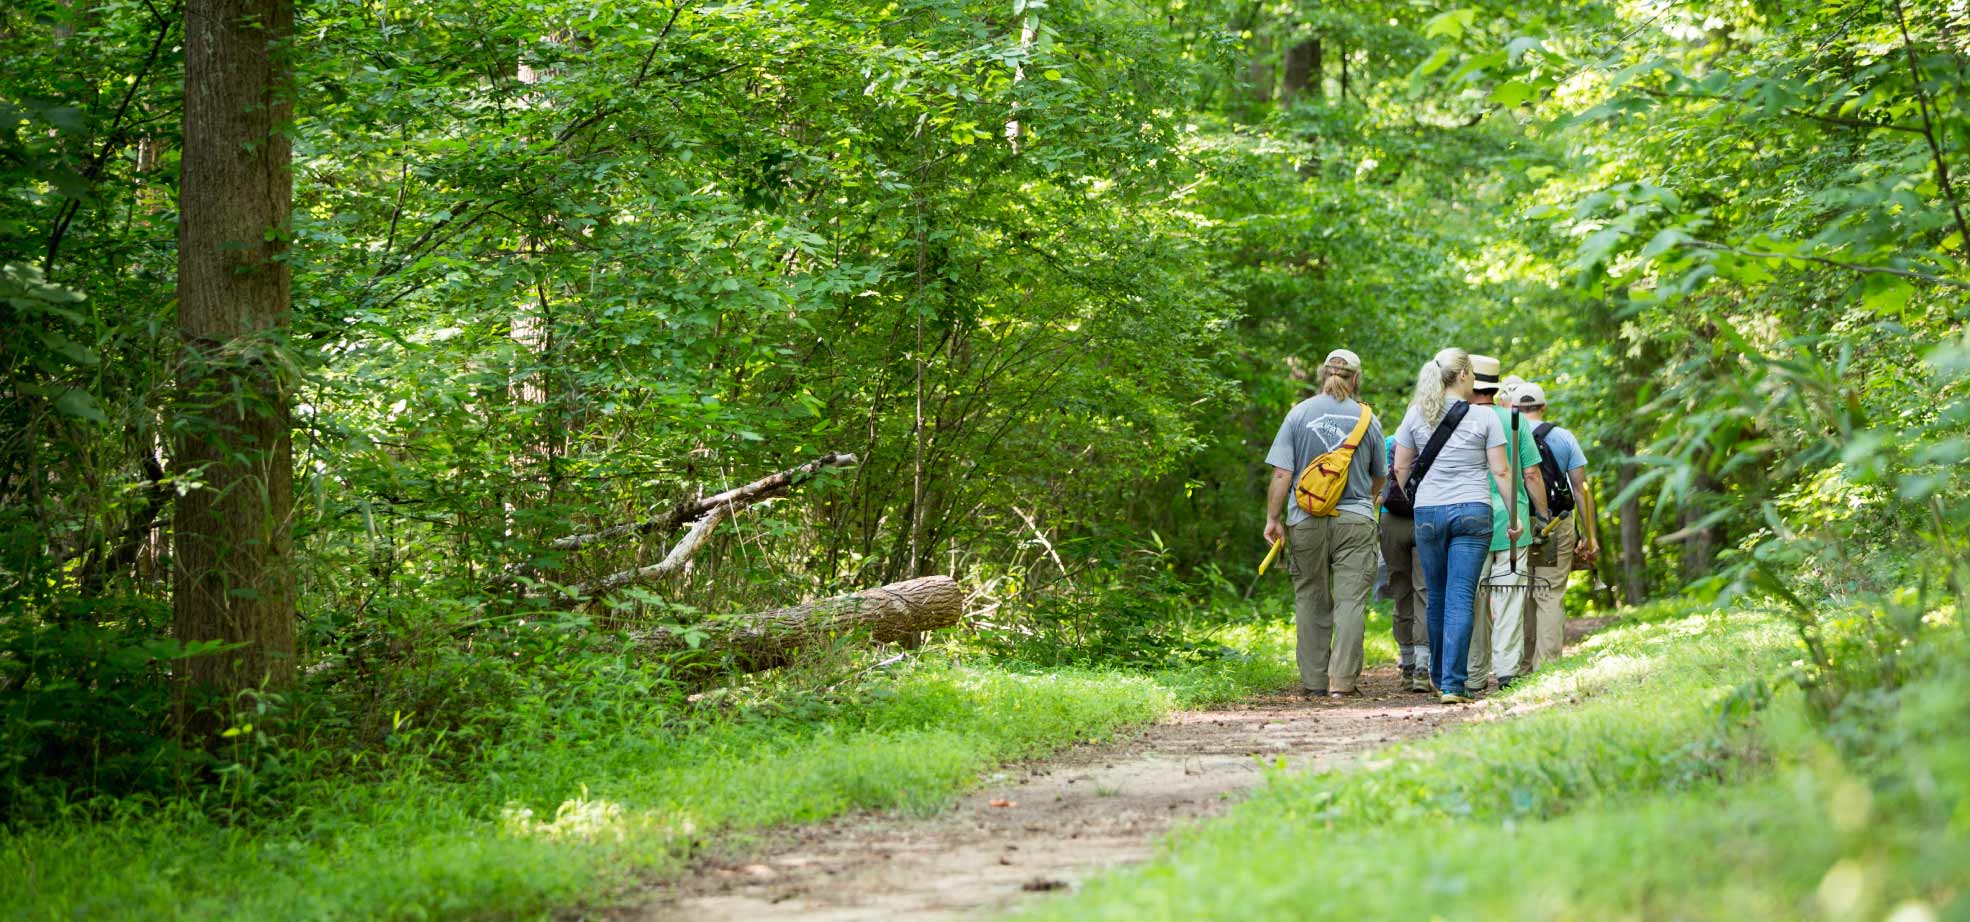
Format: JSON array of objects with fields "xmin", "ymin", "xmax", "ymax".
[
  {"xmin": 1018, "ymin": 606, "xmax": 1970, "ymax": 921},
  {"xmin": 2, "ymin": 617, "xmax": 1311, "ymax": 920}
]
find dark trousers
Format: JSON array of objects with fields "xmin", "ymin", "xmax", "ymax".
[{"xmin": 1378, "ymin": 513, "xmax": 1428, "ymax": 650}]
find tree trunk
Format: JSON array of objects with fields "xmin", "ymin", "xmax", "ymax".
[
  {"xmin": 1282, "ymin": 36, "xmax": 1321, "ymax": 101},
  {"xmin": 1617, "ymin": 452, "xmax": 1646, "ymax": 605},
  {"xmin": 174, "ymin": 0, "xmax": 296, "ymax": 702},
  {"xmin": 1681, "ymin": 495, "xmax": 1717, "ymax": 579},
  {"xmin": 1247, "ymin": 28, "xmax": 1274, "ymax": 102},
  {"xmin": 637, "ymin": 575, "xmax": 963, "ymax": 672}
]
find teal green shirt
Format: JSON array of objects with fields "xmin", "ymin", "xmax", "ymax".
[{"xmin": 1488, "ymin": 405, "xmax": 1541, "ymax": 551}]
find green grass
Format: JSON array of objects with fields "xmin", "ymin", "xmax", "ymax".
[
  {"xmin": 2, "ymin": 620, "xmax": 1311, "ymax": 920},
  {"xmin": 1017, "ymin": 607, "xmax": 1970, "ymax": 922},
  {"xmin": 1150, "ymin": 601, "xmax": 1399, "ymax": 707}
]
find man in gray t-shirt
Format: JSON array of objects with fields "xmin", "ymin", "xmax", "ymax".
[{"xmin": 1263, "ymin": 349, "xmax": 1387, "ymax": 696}]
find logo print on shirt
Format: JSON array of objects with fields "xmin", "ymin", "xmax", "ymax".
[{"xmin": 1304, "ymin": 413, "xmax": 1360, "ymax": 452}]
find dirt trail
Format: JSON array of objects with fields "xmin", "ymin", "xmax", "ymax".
[{"xmin": 626, "ymin": 663, "xmax": 1470, "ymax": 921}]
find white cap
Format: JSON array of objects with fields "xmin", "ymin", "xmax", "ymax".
[
  {"xmin": 1498, "ymin": 374, "xmax": 1526, "ymax": 405},
  {"xmin": 1324, "ymin": 349, "xmax": 1361, "ymax": 372},
  {"xmin": 1512, "ymin": 382, "xmax": 1548, "ymax": 408}
]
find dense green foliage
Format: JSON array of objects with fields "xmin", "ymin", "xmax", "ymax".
[{"xmin": 4, "ymin": 0, "xmax": 1970, "ymax": 916}]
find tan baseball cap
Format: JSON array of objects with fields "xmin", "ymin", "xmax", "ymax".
[
  {"xmin": 1324, "ymin": 349, "xmax": 1361, "ymax": 372},
  {"xmin": 1512, "ymin": 382, "xmax": 1548, "ymax": 407},
  {"xmin": 1470, "ymin": 354, "xmax": 1502, "ymax": 391}
]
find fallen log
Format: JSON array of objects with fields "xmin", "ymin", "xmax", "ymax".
[{"xmin": 637, "ymin": 575, "xmax": 963, "ymax": 672}]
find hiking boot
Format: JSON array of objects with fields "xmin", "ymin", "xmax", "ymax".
[
  {"xmin": 1439, "ymin": 691, "xmax": 1474, "ymax": 704},
  {"xmin": 1407, "ymin": 672, "xmax": 1434, "ymax": 693},
  {"xmin": 1497, "ymin": 676, "xmax": 1516, "ymax": 692},
  {"xmin": 1328, "ymin": 688, "xmax": 1361, "ymax": 699}
]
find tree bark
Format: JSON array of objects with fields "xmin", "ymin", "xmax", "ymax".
[
  {"xmin": 174, "ymin": 0, "xmax": 296, "ymax": 700},
  {"xmin": 1247, "ymin": 27, "xmax": 1274, "ymax": 102},
  {"xmin": 1617, "ymin": 452, "xmax": 1647, "ymax": 605},
  {"xmin": 1282, "ymin": 37, "xmax": 1321, "ymax": 101},
  {"xmin": 1681, "ymin": 490, "xmax": 1718, "ymax": 579},
  {"xmin": 636, "ymin": 575, "xmax": 963, "ymax": 672}
]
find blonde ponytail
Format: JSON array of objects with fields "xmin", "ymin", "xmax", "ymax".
[
  {"xmin": 1410, "ymin": 348, "xmax": 1470, "ymax": 427},
  {"xmin": 1317, "ymin": 364, "xmax": 1359, "ymax": 400}
]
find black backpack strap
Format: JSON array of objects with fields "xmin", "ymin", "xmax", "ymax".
[
  {"xmin": 1532, "ymin": 422, "xmax": 1561, "ymax": 473},
  {"xmin": 1404, "ymin": 401, "xmax": 1472, "ymax": 500},
  {"xmin": 1531, "ymin": 421, "xmax": 1575, "ymax": 514}
]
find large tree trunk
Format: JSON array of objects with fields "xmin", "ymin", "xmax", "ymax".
[
  {"xmin": 174, "ymin": 0, "xmax": 296, "ymax": 701},
  {"xmin": 1282, "ymin": 36, "xmax": 1321, "ymax": 101},
  {"xmin": 638, "ymin": 576, "xmax": 963, "ymax": 672},
  {"xmin": 1617, "ymin": 451, "xmax": 1646, "ymax": 604}
]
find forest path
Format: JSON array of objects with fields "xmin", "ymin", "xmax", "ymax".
[{"xmin": 623, "ymin": 661, "xmax": 1476, "ymax": 921}]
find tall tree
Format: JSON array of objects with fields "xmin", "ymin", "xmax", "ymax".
[
  {"xmin": 1281, "ymin": 35, "xmax": 1321, "ymax": 100},
  {"xmin": 173, "ymin": 0, "xmax": 296, "ymax": 704}
]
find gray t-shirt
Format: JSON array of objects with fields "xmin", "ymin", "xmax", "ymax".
[
  {"xmin": 1393, "ymin": 400, "xmax": 1506, "ymax": 508},
  {"xmin": 1265, "ymin": 395, "xmax": 1388, "ymax": 523}
]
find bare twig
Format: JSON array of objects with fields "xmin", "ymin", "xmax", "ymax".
[
  {"xmin": 1010, "ymin": 505, "xmax": 1067, "ymax": 576},
  {"xmin": 1678, "ymin": 238, "xmax": 1970, "ymax": 289},
  {"xmin": 44, "ymin": 0, "xmax": 177, "ymax": 272},
  {"xmin": 1891, "ymin": 0, "xmax": 1970, "ymax": 254},
  {"xmin": 551, "ymin": 451, "xmax": 859, "ymax": 551},
  {"xmin": 567, "ymin": 504, "xmax": 728, "ymax": 596},
  {"xmin": 1634, "ymin": 85, "xmax": 1925, "ymax": 135}
]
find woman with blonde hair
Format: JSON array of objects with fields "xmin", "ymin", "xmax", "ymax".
[{"xmin": 1388, "ymin": 348, "xmax": 1520, "ymax": 703}]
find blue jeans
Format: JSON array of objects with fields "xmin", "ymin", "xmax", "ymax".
[{"xmin": 1414, "ymin": 502, "xmax": 1493, "ymax": 696}]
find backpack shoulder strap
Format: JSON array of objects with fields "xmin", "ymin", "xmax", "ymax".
[
  {"xmin": 1411, "ymin": 401, "xmax": 1471, "ymax": 490},
  {"xmin": 1342, "ymin": 404, "xmax": 1373, "ymax": 448},
  {"xmin": 1534, "ymin": 421, "xmax": 1555, "ymax": 440}
]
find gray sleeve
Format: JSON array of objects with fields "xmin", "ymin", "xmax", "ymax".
[
  {"xmin": 1394, "ymin": 407, "xmax": 1421, "ymax": 450},
  {"xmin": 1264, "ymin": 411, "xmax": 1298, "ymax": 472},
  {"xmin": 1366, "ymin": 417, "xmax": 1387, "ymax": 477},
  {"xmin": 1479, "ymin": 408, "xmax": 1507, "ymax": 449}
]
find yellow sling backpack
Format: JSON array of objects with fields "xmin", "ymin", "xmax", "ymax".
[{"xmin": 1294, "ymin": 405, "xmax": 1374, "ymax": 517}]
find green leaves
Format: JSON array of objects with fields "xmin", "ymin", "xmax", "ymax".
[{"xmin": 1424, "ymin": 9, "xmax": 1476, "ymax": 40}]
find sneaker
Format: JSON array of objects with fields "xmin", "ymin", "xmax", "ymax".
[
  {"xmin": 1440, "ymin": 691, "xmax": 1474, "ymax": 704},
  {"xmin": 1328, "ymin": 688, "xmax": 1361, "ymax": 699}
]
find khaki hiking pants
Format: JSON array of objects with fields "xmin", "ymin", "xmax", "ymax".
[
  {"xmin": 1286, "ymin": 512, "xmax": 1378, "ymax": 694},
  {"xmin": 1524, "ymin": 515, "xmax": 1577, "ymax": 673},
  {"xmin": 1468, "ymin": 547, "xmax": 1532, "ymax": 686},
  {"xmin": 1378, "ymin": 514, "xmax": 1428, "ymax": 651}
]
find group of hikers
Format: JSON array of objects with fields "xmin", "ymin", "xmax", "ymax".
[{"xmin": 1262, "ymin": 347, "xmax": 1600, "ymax": 704}]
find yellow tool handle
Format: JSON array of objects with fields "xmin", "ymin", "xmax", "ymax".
[
  {"xmin": 1257, "ymin": 538, "xmax": 1284, "ymax": 576},
  {"xmin": 1540, "ymin": 514, "xmax": 1565, "ymax": 536}
]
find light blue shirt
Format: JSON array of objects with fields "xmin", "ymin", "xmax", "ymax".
[{"xmin": 1537, "ymin": 423, "xmax": 1587, "ymax": 473}]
